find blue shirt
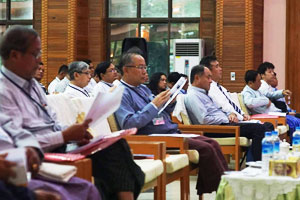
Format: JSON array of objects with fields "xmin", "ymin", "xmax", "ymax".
[
  {"xmin": 115, "ymin": 80, "xmax": 178, "ymax": 135},
  {"xmin": 185, "ymin": 86, "xmax": 229, "ymax": 125}
]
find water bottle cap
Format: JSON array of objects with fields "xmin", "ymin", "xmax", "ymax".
[
  {"xmin": 265, "ymin": 131, "xmax": 272, "ymax": 137},
  {"xmin": 272, "ymin": 131, "xmax": 278, "ymax": 136}
]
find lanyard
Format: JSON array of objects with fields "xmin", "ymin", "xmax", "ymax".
[
  {"xmin": 1, "ymin": 70, "xmax": 54, "ymax": 121},
  {"xmin": 120, "ymin": 81, "xmax": 151, "ymax": 104},
  {"xmin": 68, "ymin": 84, "xmax": 90, "ymax": 97}
]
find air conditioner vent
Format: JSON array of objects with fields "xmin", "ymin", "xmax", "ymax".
[{"xmin": 175, "ymin": 43, "xmax": 199, "ymax": 56}]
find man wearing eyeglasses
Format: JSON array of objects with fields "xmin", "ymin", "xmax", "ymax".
[
  {"xmin": 64, "ymin": 61, "xmax": 92, "ymax": 98},
  {"xmin": 92, "ymin": 61, "xmax": 119, "ymax": 95},
  {"xmin": 115, "ymin": 52, "xmax": 228, "ymax": 196}
]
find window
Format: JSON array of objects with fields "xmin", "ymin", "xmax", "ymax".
[
  {"xmin": 108, "ymin": 0, "xmax": 201, "ymax": 78},
  {"xmin": 0, "ymin": 0, "xmax": 33, "ymax": 66}
]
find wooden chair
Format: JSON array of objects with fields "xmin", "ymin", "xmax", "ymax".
[
  {"xmin": 128, "ymin": 141, "xmax": 166, "ymax": 200},
  {"xmin": 172, "ymin": 94, "xmax": 251, "ymax": 171}
]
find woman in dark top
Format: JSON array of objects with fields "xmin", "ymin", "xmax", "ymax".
[{"xmin": 148, "ymin": 72, "xmax": 167, "ymax": 95}]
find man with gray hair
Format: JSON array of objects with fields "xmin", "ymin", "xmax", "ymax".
[
  {"xmin": 0, "ymin": 26, "xmax": 145, "ymax": 200},
  {"xmin": 64, "ymin": 61, "xmax": 91, "ymax": 98}
]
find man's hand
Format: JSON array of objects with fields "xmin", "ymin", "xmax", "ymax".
[
  {"xmin": 243, "ymin": 114, "xmax": 251, "ymax": 121},
  {"xmin": 0, "ymin": 153, "xmax": 16, "ymax": 182},
  {"xmin": 151, "ymin": 90, "xmax": 171, "ymax": 108},
  {"xmin": 35, "ymin": 189, "xmax": 61, "ymax": 200},
  {"xmin": 228, "ymin": 113, "xmax": 238, "ymax": 123},
  {"xmin": 26, "ymin": 147, "xmax": 41, "ymax": 176},
  {"xmin": 62, "ymin": 119, "xmax": 92, "ymax": 143},
  {"xmin": 283, "ymin": 90, "xmax": 292, "ymax": 96},
  {"xmin": 267, "ymin": 100, "xmax": 272, "ymax": 108}
]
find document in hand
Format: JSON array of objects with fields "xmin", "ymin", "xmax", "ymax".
[
  {"xmin": 85, "ymin": 86, "xmax": 124, "ymax": 126},
  {"xmin": 0, "ymin": 148, "xmax": 28, "ymax": 185},
  {"xmin": 158, "ymin": 77, "xmax": 187, "ymax": 115},
  {"xmin": 69, "ymin": 128, "xmax": 137, "ymax": 156}
]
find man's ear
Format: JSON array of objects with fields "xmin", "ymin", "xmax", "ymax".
[
  {"xmin": 74, "ymin": 72, "xmax": 80, "ymax": 79},
  {"xmin": 9, "ymin": 50, "xmax": 20, "ymax": 60}
]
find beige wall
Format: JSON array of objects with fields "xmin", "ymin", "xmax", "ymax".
[{"xmin": 263, "ymin": 0, "xmax": 286, "ymax": 89}]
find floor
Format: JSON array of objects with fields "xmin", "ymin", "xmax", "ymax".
[
  {"xmin": 138, "ymin": 157, "xmax": 241, "ymax": 200},
  {"xmin": 138, "ymin": 175, "xmax": 216, "ymax": 200}
]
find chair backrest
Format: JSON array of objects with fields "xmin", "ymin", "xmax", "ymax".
[
  {"xmin": 237, "ymin": 93, "xmax": 250, "ymax": 115},
  {"xmin": 172, "ymin": 94, "xmax": 192, "ymax": 125}
]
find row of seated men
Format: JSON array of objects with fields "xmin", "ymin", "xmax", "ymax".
[{"xmin": 0, "ymin": 25, "xmax": 297, "ymax": 200}]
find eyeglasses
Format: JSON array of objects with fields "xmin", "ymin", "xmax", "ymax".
[
  {"xmin": 78, "ymin": 71, "xmax": 90, "ymax": 75},
  {"xmin": 125, "ymin": 65, "xmax": 148, "ymax": 70},
  {"xmin": 107, "ymin": 69, "xmax": 117, "ymax": 73}
]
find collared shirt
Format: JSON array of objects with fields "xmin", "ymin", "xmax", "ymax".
[
  {"xmin": 92, "ymin": 80, "xmax": 114, "ymax": 96},
  {"xmin": 185, "ymin": 86, "xmax": 229, "ymax": 125},
  {"xmin": 241, "ymin": 85, "xmax": 281, "ymax": 114},
  {"xmin": 64, "ymin": 83, "xmax": 90, "ymax": 98},
  {"xmin": 0, "ymin": 66, "xmax": 67, "ymax": 152},
  {"xmin": 84, "ymin": 78, "xmax": 97, "ymax": 95},
  {"xmin": 208, "ymin": 80, "xmax": 244, "ymax": 121},
  {"xmin": 55, "ymin": 76, "xmax": 70, "ymax": 93},
  {"xmin": 259, "ymin": 80, "xmax": 284, "ymax": 100},
  {"xmin": 115, "ymin": 79, "xmax": 177, "ymax": 135},
  {"xmin": 48, "ymin": 77, "xmax": 60, "ymax": 94}
]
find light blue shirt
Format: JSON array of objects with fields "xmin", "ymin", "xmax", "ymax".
[
  {"xmin": 185, "ymin": 86, "xmax": 229, "ymax": 125},
  {"xmin": 241, "ymin": 85, "xmax": 281, "ymax": 114},
  {"xmin": 0, "ymin": 66, "xmax": 67, "ymax": 152}
]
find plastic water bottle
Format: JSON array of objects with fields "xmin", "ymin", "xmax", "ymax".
[
  {"xmin": 271, "ymin": 131, "xmax": 280, "ymax": 155},
  {"xmin": 292, "ymin": 127, "xmax": 300, "ymax": 153},
  {"xmin": 262, "ymin": 131, "xmax": 273, "ymax": 173}
]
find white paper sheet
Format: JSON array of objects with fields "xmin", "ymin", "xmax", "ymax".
[
  {"xmin": 85, "ymin": 86, "xmax": 124, "ymax": 126},
  {"xmin": 158, "ymin": 77, "xmax": 187, "ymax": 115},
  {"xmin": 268, "ymin": 112, "xmax": 286, "ymax": 117},
  {"xmin": 0, "ymin": 148, "xmax": 28, "ymax": 185}
]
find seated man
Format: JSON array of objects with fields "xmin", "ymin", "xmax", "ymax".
[
  {"xmin": 83, "ymin": 59, "xmax": 98, "ymax": 94},
  {"xmin": 115, "ymin": 52, "xmax": 228, "ymax": 196},
  {"xmin": 64, "ymin": 61, "xmax": 91, "ymax": 98},
  {"xmin": 0, "ymin": 26, "xmax": 144, "ymax": 200},
  {"xmin": 200, "ymin": 55, "xmax": 250, "ymax": 122},
  {"xmin": 258, "ymin": 62, "xmax": 292, "ymax": 112},
  {"xmin": 167, "ymin": 72, "xmax": 189, "ymax": 94},
  {"xmin": 0, "ymin": 113, "xmax": 97, "ymax": 200},
  {"xmin": 33, "ymin": 62, "xmax": 48, "ymax": 95},
  {"xmin": 185, "ymin": 65, "xmax": 274, "ymax": 161},
  {"xmin": 92, "ymin": 61, "xmax": 118, "ymax": 95},
  {"xmin": 48, "ymin": 64, "xmax": 68, "ymax": 94},
  {"xmin": 242, "ymin": 70, "xmax": 300, "ymax": 137}
]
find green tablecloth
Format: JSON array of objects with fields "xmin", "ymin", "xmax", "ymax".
[{"xmin": 216, "ymin": 176, "xmax": 300, "ymax": 200}]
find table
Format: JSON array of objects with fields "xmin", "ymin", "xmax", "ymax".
[{"xmin": 216, "ymin": 167, "xmax": 300, "ymax": 200}]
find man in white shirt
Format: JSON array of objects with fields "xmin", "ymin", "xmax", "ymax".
[
  {"xmin": 257, "ymin": 62, "xmax": 291, "ymax": 112},
  {"xmin": 48, "ymin": 64, "xmax": 68, "ymax": 94},
  {"xmin": 200, "ymin": 55, "xmax": 250, "ymax": 122},
  {"xmin": 64, "ymin": 61, "xmax": 91, "ymax": 98},
  {"xmin": 92, "ymin": 61, "xmax": 118, "ymax": 95},
  {"xmin": 83, "ymin": 59, "xmax": 98, "ymax": 94}
]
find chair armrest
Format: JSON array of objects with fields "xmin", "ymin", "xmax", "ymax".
[
  {"xmin": 126, "ymin": 135, "xmax": 189, "ymax": 154},
  {"xmin": 128, "ymin": 141, "xmax": 166, "ymax": 160},
  {"xmin": 178, "ymin": 124, "xmax": 240, "ymax": 135},
  {"xmin": 251, "ymin": 116, "xmax": 286, "ymax": 127}
]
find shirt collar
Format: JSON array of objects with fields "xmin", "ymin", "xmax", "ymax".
[
  {"xmin": 55, "ymin": 77, "xmax": 60, "ymax": 81},
  {"xmin": 101, "ymin": 80, "xmax": 114, "ymax": 87},
  {"xmin": 69, "ymin": 83, "xmax": 85, "ymax": 91},
  {"xmin": 211, "ymin": 80, "xmax": 218, "ymax": 86},
  {"xmin": 1, "ymin": 66, "xmax": 33, "ymax": 90},
  {"xmin": 189, "ymin": 85, "xmax": 208, "ymax": 95}
]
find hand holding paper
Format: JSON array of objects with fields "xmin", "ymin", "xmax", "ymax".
[{"xmin": 158, "ymin": 77, "xmax": 187, "ymax": 114}]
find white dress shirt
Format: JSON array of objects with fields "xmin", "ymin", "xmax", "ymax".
[
  {"xmin": 48, "ymin": 77, "xmax": 60, "ymax": 94},
  {"xmin": 55, "ymin": 77, "xmax": 70, "ymax": 93},
  {"xmin": 64, "ymin": 83, "xmax": 90, "ymax": 98},
  {"xmin": 259, "ymin": 80, "xmax": 284, "ymax": 100},
  {"xmin": 92, "ymin": 81, "xmax": 113, "ymax": 96},
  {"xmin": 84, "ymin": 78, "xmax": 97, "ymax": 95},
  {"xmin": 208, "ymin": 80, "xmax": 244, "ymax": 121}
]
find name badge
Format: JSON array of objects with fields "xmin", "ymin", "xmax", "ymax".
[{"xmin": 152, "ymin": 117, "xmax": 165, "ymax": 125}]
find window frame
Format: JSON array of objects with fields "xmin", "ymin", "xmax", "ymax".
[
  {"xmin": 106, "ymin": 0, "xmax": 202, "ymax": 73},
  {"xmin": 0, "ymin": 0, "xmax": 34, "ymax": 27}
]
